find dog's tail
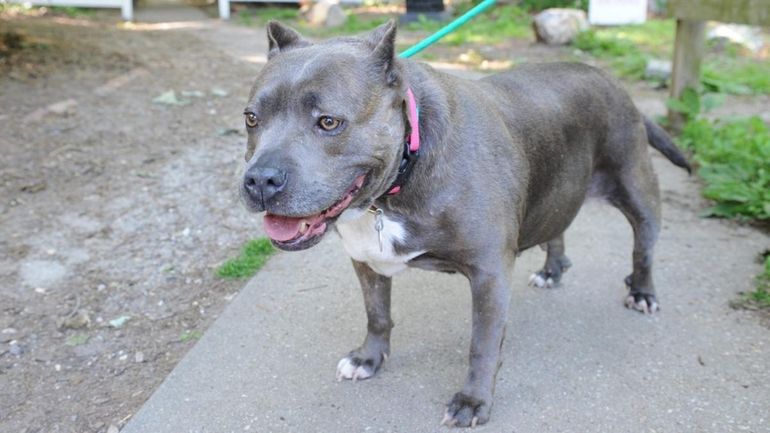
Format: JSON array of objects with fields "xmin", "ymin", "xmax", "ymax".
[{"xmin": 644, "ymin": 116, "xmax": 692, "ymax": 173}]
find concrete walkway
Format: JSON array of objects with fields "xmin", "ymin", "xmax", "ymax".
[{"xmin": 123, "ymin": 21, "xmax": 769, "ymax": 433}]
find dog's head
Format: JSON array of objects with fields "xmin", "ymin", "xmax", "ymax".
[{"xmin": 241, "ymin": 20, "xmax": 408, "ymax": 251}]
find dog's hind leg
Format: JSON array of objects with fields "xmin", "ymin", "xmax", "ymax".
[
  {"xmin": 336, "ymin": 260, "xmax": 393, "ymax": 381},
  {"xmin": 606, "ymin": 155, "xmax": 662, "ymax": 314},
  {"xmin": 528, "ymin": 233, "xmax": 572, "ymax": 288}
]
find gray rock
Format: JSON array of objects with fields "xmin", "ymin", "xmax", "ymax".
[
  {"xmin": 533, "ymin": 8, "xmax": 589, "ymax": 45},
  {"xmin": 19, "ymin": 260, "xmax": 68, "ymax": 289},
  {"xmin": 645, "ymin": 58, "xmax": 672, "ymax": 81},
  {"xmin": 306, "ymin": 0, "xmax": 347, "ymax": 28},
  {"xmin": 9, "ymin": 342, "xmax": 24, "ymax": 356},
  {"xmin": 47, "ymin": 99, "xmax": 78, "ymax": 116},
  {"xmin": 60, "ymin": 310, "xmax": 91, "ymax": 330},
  {"xmin": 708, "ymin": 23, "xmax": 765, "ymax": 53}
]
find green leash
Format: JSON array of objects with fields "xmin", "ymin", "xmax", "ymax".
[{"xmin": 398, "ymin": 0, "xmax": 497, "ymax": 58}]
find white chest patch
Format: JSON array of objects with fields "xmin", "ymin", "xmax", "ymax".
[{"xmin": 336, "ymin": 208, "xmax": 424, "ymax": 277}]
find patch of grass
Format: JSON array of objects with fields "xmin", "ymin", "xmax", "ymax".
[
  {"xmin": 670, "ymin": 91, "xmax": 770, "ymax": 309},
  {"xmin": 749, "ymin": 255, "xmax": 770, "ymax": 307},
  {"xmin": 237, "ymin": 5, "xmax": 386, "ymax": 37},
  {"xmin": 47, "ymin": 6, "xmax": 95, "ymax": 18},
  {"xmin": 595, "ymin": 19, "xmax": 675, "ymax": 57},
  {"xmin": 676, "ymin": 111, "xmax": 770, "ymax": 221},
  {"xmin": 237, "ymin": 3, "xmax": 531, "ymax": 46},
  {"xmin": 216, "ymin": 238, "xmax": 276, "ymax": 279},
  {"xmin": 573, "ymin": 29, "xmax": 648, "ymax": 79},
  {"xmin": 702, "ymin": 60, "xmax": 770, "ymax": 95},
  {"xmin": 179, "ymin": 330, "xmax": 203, "ymax": 342},
  {"xmin": 750, "ymin": 256, "xmax": 770, "ymax": 305},
  {"xmin": 733, "ymin": 254, "xmax": 770, "ymax": 310},
  {"xmin": 405, "ymin": 4, "xmax": 532, "ymax": 46},
  {"xmin": 237, "ymin": 6, "xmax": 299, "ymax": 27},
  {"xmin": 65, "ymin": 334, "xmax": 90, "ymax": 346},
  {"xmin": 314, "ymin": 13, "xmax": 389, "ymax": 36},
  {"xmin": 518, "ymin": 0, "xmax": 587, "ymax": 12},
  {"xmin": 574, "ymin": 19, "xmax": 770, "ymax": 94}
]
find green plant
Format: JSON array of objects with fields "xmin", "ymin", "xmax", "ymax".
[
  {"xmin": 573, "ymin": 20, "xmax": 770, "ymax": 95},
  {"xmin": 237, "ymin": 5, "xmax": 386, "ymax": 37},
  {"xmin": 749, "ymin": 254, "xmax": 770, "ymax": 307},
  {"xmin": 572, "ymin": 30, "xmax": 648, "ymax": 78},
  {"xmin": 665, "ymin": 87, "xmax": 724, "ymax": 123},
  {"xmin": 517, "ymin": 0, "xmax": 588, "ymax": 12},
  {"xmin": 405, "ymin": 4, "xmax": 532, "ymax": 46},
  {"xmin": 217, "ymin": 238, "xmax": 276, "ymax": 279},
  {"xmin": 47, "ymin": 6, "xmax": 95, "ymax": 18},
  {"xmin": 702, "ymin": 61, "xmax": 770, "ymax": 95},
  {"xmin": 237, "ymin": 6, "xmax": 299, "ymax": 26},
  {"xmin": 573, "ymin": 30, "xmax": 629, "ymax": 56},
  {"xmin": 678, "ymin": 115, "xmax": 770, "ymax": 220},
  {"xmin": 595, "ymin": 19, "xmax": 674, "ymax": 57}
]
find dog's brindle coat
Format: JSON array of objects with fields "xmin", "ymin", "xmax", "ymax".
[{"xmin": 240, "ymin": 21, "xmax": 690, "ymax": 427}]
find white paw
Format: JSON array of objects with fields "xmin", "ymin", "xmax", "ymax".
[
  {"xmin": 624, "ymin": 294, "xmax": 659, "ymax": 314},
  {"xmin": 335, "ymin": 356, "xmax": 374, "ymax": 382},
  {"xmin": 528, "ymin": 273, "xmax": 554, "ymax": 288}
]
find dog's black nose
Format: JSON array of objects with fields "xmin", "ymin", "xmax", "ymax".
[{"xmin": 244, "ymin": 166, "xmax": 287, "ymax": 204}]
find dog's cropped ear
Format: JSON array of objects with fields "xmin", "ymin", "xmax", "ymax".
[
  {"xmin": 266, "ymin": 20, "xmax": 309, "ymax": 59},
  {"xmin": 367, "ymin": 19, "xmax": 399, "ymax": 86}
]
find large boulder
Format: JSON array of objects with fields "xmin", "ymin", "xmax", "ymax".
[
  {"xmin": 707, "ymin": 24, "xmax": 765, "ymax": 53},
  {"xmin": 305, "ymin": 0, "xmax": 347, "ymax": 28},
  {"xmin": 533, "ymin": 8, "xmax": 589, "ymax": 45}
]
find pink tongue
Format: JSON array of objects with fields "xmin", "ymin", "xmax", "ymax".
[{"xmin": 263, "ymin": 214, "xmax": 303, "ymax": 242}]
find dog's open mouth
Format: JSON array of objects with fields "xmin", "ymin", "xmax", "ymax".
[{"xmin": 263, "ymin": 174, "xmax": 366, "ymax": 250}]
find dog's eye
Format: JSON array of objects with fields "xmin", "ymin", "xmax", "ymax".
[
  {"xmin": 318, "ymin": 116, "xmax": 341, "ymax": 132},
  {"xmin": 245, "ymin": 113, "xmax": 258, "ymax": 128}
]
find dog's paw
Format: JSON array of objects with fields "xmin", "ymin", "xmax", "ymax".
[
  {"xmin": 624, "ymin": 292, "xmax": 659, "ymax": 314},
  {"xmin": 528, "ymin": 271, "xmax": 556, "ymax": 288},
  {"xmin": 529, "ymin": 256, "xmax": 571, "ymax": 288},
  {"xmin": 441, "ymin": 392, "xmax": 490, "ymax": 428},
  {"xmin": 335, "ymin": 351, "xmax": 386, "ymax": 382}
]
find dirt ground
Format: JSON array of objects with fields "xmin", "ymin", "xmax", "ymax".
[
  {"xmin": 1, "ymin": 14, "xmax": 261, "ymax": 433},
  {"xmin": 0, "ymin": 10, "xmax": 767, "ymax": 433}
]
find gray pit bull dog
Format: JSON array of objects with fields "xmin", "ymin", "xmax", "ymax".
[{"xmin": 240, "ymin": 20, "xmax": 691, "ymax": 427}]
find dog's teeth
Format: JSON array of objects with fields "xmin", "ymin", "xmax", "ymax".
[{"xmin": 299, "ymin": 222, "xmax": 309, "ymax": 234}]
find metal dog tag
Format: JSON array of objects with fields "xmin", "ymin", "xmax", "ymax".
[
  {"xmin": 368, "ymin": 206, "xmax": 385, "ymax": 252},
  {"xmin": 374, "ymin": 210, "xmax": 384, "ymax": 252}
]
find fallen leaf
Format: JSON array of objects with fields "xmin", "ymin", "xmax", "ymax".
[
  {"xmin": 108, "ymin": 315, "xmax": 131, "ymax": 329},
  {"xmin": 181, "ymin": 90, "xmax": 205, "ymax": 98},
  {"xmin": 152, "ymin": 90, "xmax": 189, "ymax": 106},
  {"xmin": 211, "ymin": 87, "xmax": 229, "ymax": 97}
]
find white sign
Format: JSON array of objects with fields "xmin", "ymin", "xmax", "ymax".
[{"xmin": 589, "ymin": 0, "xmax": 648, "ymax": 25}]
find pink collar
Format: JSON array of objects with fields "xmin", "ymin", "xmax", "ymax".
[
  {"xmin": 384, "ymin": 87, "xmax": 420, "ymax": 196},
  {"xmin": 406, "ymin": 87, "xmax": 420, "ymax": 153}
]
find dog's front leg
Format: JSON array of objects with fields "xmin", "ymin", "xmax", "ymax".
[
  {"xmin": 443, "ymin": 263, "xmax": 512, "ymax": 427},
  {"xmin": 336, "ymin": 259, "xmax": 393, "ymax": 381}
]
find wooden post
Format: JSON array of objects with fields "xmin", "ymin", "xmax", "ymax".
[
  {"xmin": 121, "ymin": 0, "xmax": 133, "ymax": 21},
  {"xmin": 668, "ymin": 19, "xmax": 705, "ymax": 132},
  {"xmin": 219, "ymin": 0, "xmax": 230, "ymax": 19}
]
